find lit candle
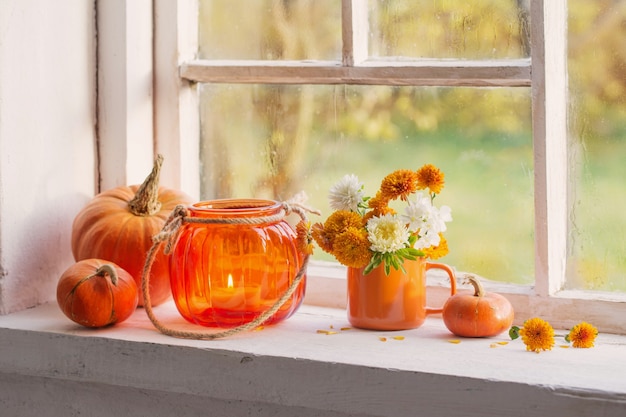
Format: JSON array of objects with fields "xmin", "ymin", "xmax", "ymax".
[{"xmin": 211, "ymin": 274, "xmax": 261, "ymax": 311}]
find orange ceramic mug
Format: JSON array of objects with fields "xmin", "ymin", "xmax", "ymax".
[{"xmin": 347, "ymin": 257, "xmax": 456, "ymax": 331}]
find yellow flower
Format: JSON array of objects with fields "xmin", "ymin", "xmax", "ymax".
[
  {"xmin": 416, "ymin": 164, "xmax": 445, "ymax": 194},
  {"xmin": 312, "ymin": 211, "xmax": 361, "ymax": 253},
  {"xmin": 380, "ymin": 169, "xmax": 419, "ymax": 201},
  {"xmin": 519, "ymin": 317, "xmax": 555, "ymax": 353},
  {"xmin": 421, "ymin": 234, "xmax": 449, "ymax": 259},
  {"xmin": 332, "ymin": 228, "xmax": 372, "ymax": 268},
  {"xmin": 311, "ymin": 222, "xmax": 332, "ymax": 253},
  {"xmin": 567, "ymin": 322, "xmax": 598, "ymax": 348},
  {"xmin": 364, "ymin": 192, "xmax": 396, "ymax": 223},
  {"xmin": 367, "ymin": 191, "xmax": 390, "ymax": 213},
  {"xmin": 295, "ymin": 220, "xmax": 314, "ymax": 255},
  {"xmin": 324, "ymin": 210, "xmax": 364, "ymax": 235}
]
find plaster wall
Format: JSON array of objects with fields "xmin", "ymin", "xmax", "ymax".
[{"xmin": 0, "ymin": 0, "xmax": 96, "ymax": 314}]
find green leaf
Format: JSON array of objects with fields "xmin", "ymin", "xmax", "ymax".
[
  {"xmin": 407, "ymin": 247, "xmax": 422, "ymax": 257},
  {"xmin": 509, "ymin": 326, "xmax": 521, "ymax": 340},
  {"xmin": 564, "ymin": 333, "xmax": 571, "ymax": 343},
  {"xmin": 400, "ymin": 247, "xmax": 422, "ymax": 261},
  {"xmin": 396, "ymin": 248, "xmax": 408, "ymax": 256},
  {"xmin": 389, "ymin": 254, "xmax": 400, "ymax": 270},
  {"xmin": 364, "ymin": 254, "xmax": 382, "ymax": 275}
]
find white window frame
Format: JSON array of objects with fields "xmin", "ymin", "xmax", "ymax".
[{"xmin": 144, "ymin": 0, "xmax": 626, "ymax": 334}]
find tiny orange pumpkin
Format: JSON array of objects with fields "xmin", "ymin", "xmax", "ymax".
[
  {"xmin": 442, "ymin": 275, "xmax": 514, "ymax": 338},
  {"xmin": 71, "ymin": 155, "xmax": 192, "ymax": 306},
  {"xmin": 56, "ymin": 259, "xmax": 138, "ymax": 328}
]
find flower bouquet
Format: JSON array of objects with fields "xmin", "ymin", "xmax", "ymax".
[{"xmin": 299, "ymin": 164, "xmax": 452, "ymax": 275}]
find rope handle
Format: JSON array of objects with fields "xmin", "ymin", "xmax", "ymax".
[{"xmin": 141, "ymin": 201, "xmax": 314, "ymax": 340}]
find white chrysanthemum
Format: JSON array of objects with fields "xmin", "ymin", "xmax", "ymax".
[
  {"xmin": 366, "ymin": 213, "xmax": 410, "ymax": 253},
  {"xmin": 328, "ymin": 174, "xmax": 364, "ymax": 212},
  {"xmin": 403, "ymin": 194, "xmax": 452, "ymax": 249},
  {"xmin": 402, "ymin": 192, "xmax": 433, "ymax": 233},
  {"xmin": 414, "ymin": 228, "xmax": 441, "ymax": 249},
  {"xmin": 429, "ymin": 204, "xmax": 452, "ymax": 232}
]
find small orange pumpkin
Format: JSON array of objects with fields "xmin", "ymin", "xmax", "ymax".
[
  {"xmin": 442, "ymin": 275, "xmax": 514, "ymax": 337},
  {"xmin": 71, "ymin": 155, "xmax": 192, "ymax": 306},
  {"xmin": 57, "ymin": 259, "xmax": 138, "ymax": 328}
]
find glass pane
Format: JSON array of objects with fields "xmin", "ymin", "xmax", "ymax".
[
  {"xmin": 198, "ymin": 0, "xmax": 342, "ymax": 60},
  {"xmin": 199, "ymin": 84, "xmax": 533, "ymax": 285},
  {"xmin": 566, "ymin": 1, "xmax": 626, "ymax": 292},
  {"xmin": 368, "ymin": 0, "xmax": 531, "ymax": 59}
]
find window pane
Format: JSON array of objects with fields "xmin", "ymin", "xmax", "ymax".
[
  {"xmin": 368, "ymin": 0, "xmax": 530, "ymax": 59},
  {"xmin": 198, "ymin": 0, "xmax": 342, "ymax": 60},
  {"xmin": 566, "ymin": 1, "xmax": 626, "ymax": 292},
  {"xmin": 199, "ymin": 84, "xmax": 533, "ymax": 285}
]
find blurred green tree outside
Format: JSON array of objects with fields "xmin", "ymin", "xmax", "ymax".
[{"xmin": 197, "ymin": 0, "xmax": 626, "ymax": 291}]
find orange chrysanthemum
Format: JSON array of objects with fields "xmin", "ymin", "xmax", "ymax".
[
  {"xmin": 332, "ymin": 228, "xmax": 372, "ymax": 268},
  {"xmin": 519, "ymin": 317, "xmax": 555, "ymax": 353},
  {"xmin": 311, "ymin": 222, "xmax": 333, "ymax": 253},
  {"xmin": 295, "ymin": 220, "xmax": 314, "ymax": 255},
  {"xmin": 416, "ymin": 164, "xmax": 445, "ymax": 194},
  {"xmin": 312, "ymin": 210, "xmax": 363, "ymax": 254},
  {"xmin": 568, "ymin": 322, "xmax": 598, "ymax": 348},
  {"xmin": 420, "ymin": 234, "xmax": 449, "ymax": 260},
  {"xmin": 379, "ymin": 169, "xmax": 419, "ymax": 201},
  {"xmin": 363, "ymin": 205, "xmax": 396, "ymax": 224},
  {"xmin": 323, "ymin": 210, "xmax": 363, "ymax": 235},
  {"xmin": 367, "ymin": 191, "xmax": 390, "ymax": 212}
]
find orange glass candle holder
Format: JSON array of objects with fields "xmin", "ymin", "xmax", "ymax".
[{"xmin": 169, "ymin": 199, "xmax": 306, "ymax": 328}]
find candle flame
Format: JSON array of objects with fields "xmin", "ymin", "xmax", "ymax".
[{"xmin": 227, "ymin": 274, "xmax": 234, "ymax": 289}]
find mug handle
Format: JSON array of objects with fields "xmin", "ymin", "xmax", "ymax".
[{"xmin": 424, "ymin": 262, "xmax": 457, "ymax": 315}]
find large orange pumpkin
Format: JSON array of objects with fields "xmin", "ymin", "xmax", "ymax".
[
  {"xmin": 71, "ymin": 155, "xmax": 192, "ymax": 306},
  {"xmin": 57, "ymin": 259, "xmax": 138, "ymax": 328},
  {"xmin": 442, "ymin": 275, "xmax": 514, "ymax": 337}
]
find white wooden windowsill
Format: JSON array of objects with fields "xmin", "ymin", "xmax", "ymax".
[{"xmin": 1, "ymin": 301, "xmax": 625, "ymax": 417}]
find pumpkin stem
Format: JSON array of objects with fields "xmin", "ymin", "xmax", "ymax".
[
  {"xmin": 466, "ymin": 275, "xmax": 485, "ymax": 298},
  {"xmin": 95, "ymin": 264, "xmax": 118, "ymax": 286},
  {"xmin": 128, "ymin": 154, "xmax": 164, "ymax": 216}
]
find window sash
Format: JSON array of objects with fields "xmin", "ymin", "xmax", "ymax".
[
  {"xmin": 148, "ymin": 0, "xmax": 626, "ymax": 334},
  {"xmin": 153, "ymin": 0, "xmax": 200, "ymax": 198},
  {"xmin": 180, "ymin": 59, "xmax": 531, "ymax": 86}
]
